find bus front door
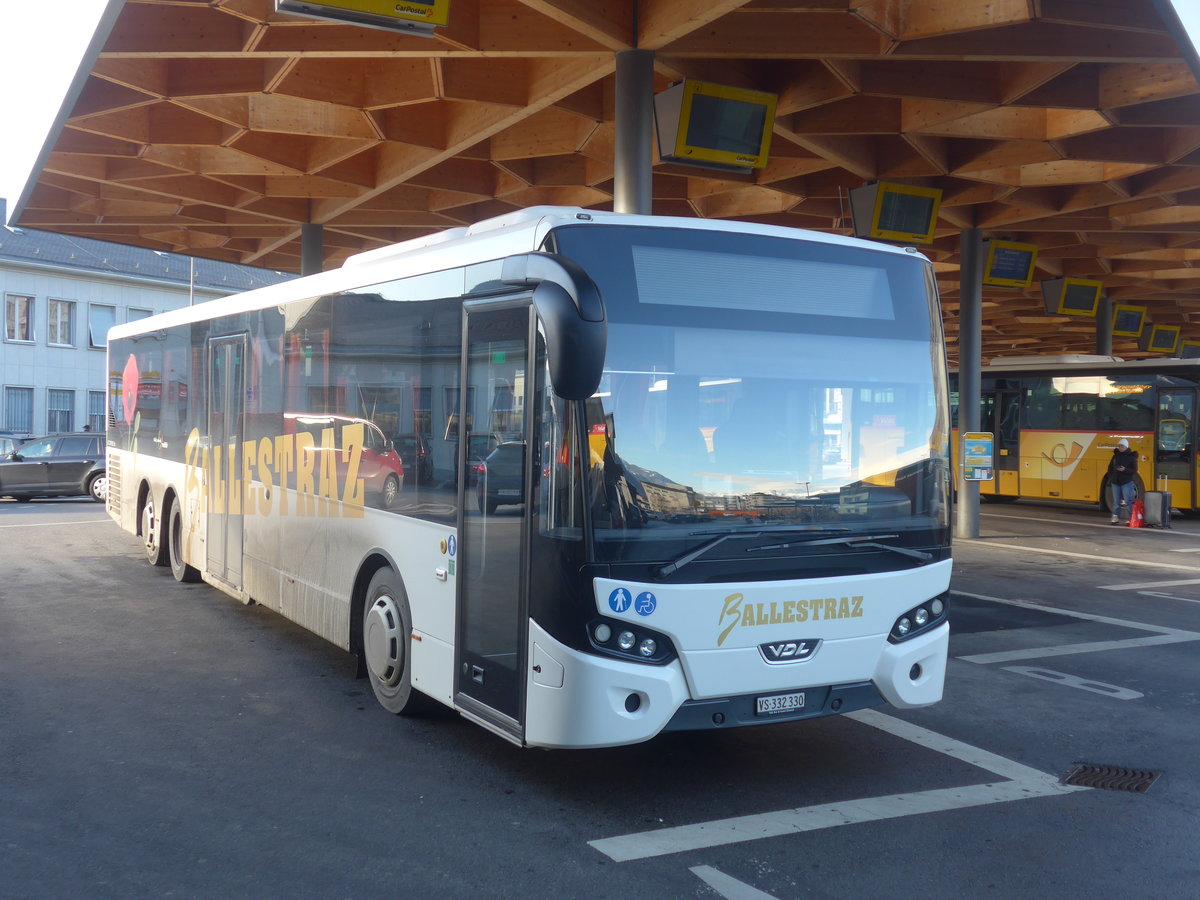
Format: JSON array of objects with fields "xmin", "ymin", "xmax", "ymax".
[
  {"xmin": 206, "ymin": 335, "xmax": 247, "ymax": 589},
  {"xmin": 455, "ymin": 301, "xmax": 533, "ymax": 739},
  {"xmin": 1156, "ymin": 388, "xmax": 1196, "ymax": 509}
]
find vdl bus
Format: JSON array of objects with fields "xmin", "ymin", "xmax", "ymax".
[
  {"xmin": 105, "ymin": 207, "xmax": 952, "ymax": 749},
  {"xmin": 953, "ymin": 354, "xmax": 1200, "ymax": 514}
]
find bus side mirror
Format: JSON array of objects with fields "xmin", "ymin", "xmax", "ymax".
[
  {"xmin": 503, "ymin": 252, "xmax": 607, "ymax": 401},
  {"xmin": 533, "ymin": 280, "xmax": 607, "ymax": 400}
]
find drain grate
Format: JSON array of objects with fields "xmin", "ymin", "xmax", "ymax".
[{"xmin": 1061, "ymin": 763, "xmax": 1162, "ymax": 793}]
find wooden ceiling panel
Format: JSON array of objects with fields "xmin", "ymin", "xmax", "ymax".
[{"xmin": 16, "ymin": 0, "xmax": 1200, "ymax": 363}]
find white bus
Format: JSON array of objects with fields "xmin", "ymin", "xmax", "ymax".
[{"xmin": 106, "ymin": 207, "xmax": 952, "ymax": 749}]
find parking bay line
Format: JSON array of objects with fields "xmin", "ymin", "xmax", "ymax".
[
  {"xmin": 588, "ymin": 709, "xmax": 1085, "ymax": 863},
  {"xmin": 953, "ymin": 590, "xmax": 1200, "ymax": 665},
  {"xmin": 954, "ymin": 538, "xmax": 1200, "ymax": 572},
  {"xmin": 0, "ymin": 518, "xmax": 111, "ymax": 529}
]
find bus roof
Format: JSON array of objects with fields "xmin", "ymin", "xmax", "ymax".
[{"xmin": 108, "ymin": 206, "xmax": 928, "ymax": 342}]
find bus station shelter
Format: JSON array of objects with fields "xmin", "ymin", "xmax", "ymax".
[
  {"xmin": 12, "ymin": 0, "xmax": 1200, "ymax": 361},
  {"xmin": 12, "ymin": 0, "xmax": 1200, "ymax": 534}
]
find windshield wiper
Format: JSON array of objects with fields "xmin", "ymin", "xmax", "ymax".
[
  {"xmin": 655, "ymin": 527, "xmax": 850, "ymax": 578},
  {"xmin": 747, "ymin": 533, "xmax": 933, "ymax": 562}
]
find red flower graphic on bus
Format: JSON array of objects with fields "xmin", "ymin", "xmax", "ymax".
[{"xmin": 123, "ymin": 354, "xmax": 140, "ymax": 425}]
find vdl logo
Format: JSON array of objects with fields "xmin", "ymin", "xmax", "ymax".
[{"xmin": 759, "ymin": 639, "xmax": 820, "ymax": 665}]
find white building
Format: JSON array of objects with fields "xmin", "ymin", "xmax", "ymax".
[{"xmin": 1, "ymin": 199, "xmax": 292, "ymax": 437}]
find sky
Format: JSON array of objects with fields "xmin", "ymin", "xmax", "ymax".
[{"xmin": 2, "ymin": 1, "xmax": 1200, "ymax": 224}]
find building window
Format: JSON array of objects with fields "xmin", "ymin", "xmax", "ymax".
[
  {"xmin": 89, "ymin": 304, "xmax": 116, "ymax": 349},
  {"xmin": 48, "ymin": 389, "xmax": 74, "ymax": 433},
  {"xmin": 4, "ymin": 386, "xmax": 34, "ymax": 434},
  {"xmin": 128, "ymin": 308, "xmax": 152, "ymax": 323},
  {"xmin": 88, "ymin": 391, "xmax": 106, "ymax": 433},
  {"xmin": 48, "ymin": 299, "xmax": 76, "ymax": 346},
  {"xmin": 5, "ymin": 294, "xmax": 34, "ymax": 342}
]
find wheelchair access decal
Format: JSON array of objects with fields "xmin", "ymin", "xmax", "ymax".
[{"xmin": 608, "ymin": 588, "xmax": 657, "ymax": 616}]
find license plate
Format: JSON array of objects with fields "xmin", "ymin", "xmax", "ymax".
[{"xmin": 756, "ymin": 691, "xmax": 805, "ymax": 716}]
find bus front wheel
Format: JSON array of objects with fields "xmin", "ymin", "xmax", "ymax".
[{"xmin": 362, "ymin": 568, "xmax": 431, "ymax": 715}]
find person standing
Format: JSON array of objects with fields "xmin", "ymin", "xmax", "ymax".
[{"xmin": 1108, "ymin": 438, "xmax": 1138, "ymax": 524}]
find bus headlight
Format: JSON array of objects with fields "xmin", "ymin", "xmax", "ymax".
[
  {"xmin": 889, "ymin": 592, "xmax": 949, "ymax": 643},
  {"xmin": 587, "ymin": 618, "xmax": 676, "ymax": 665}
]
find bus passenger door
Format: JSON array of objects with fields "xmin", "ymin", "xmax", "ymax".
[
  {"xmin": 455, "ymin": 300, "xmax": 532, "ymax": 738},
  {"xmin": 993, "ymin": 390, "xmax": 1020, "ymax": 497},
  {"xmin": 1156, "ymin": 388, "xmax": 1196, "ymax": 509},
  {"xmin": 206, "ymin": 335, "xmax": 247, "ymax": 589}
]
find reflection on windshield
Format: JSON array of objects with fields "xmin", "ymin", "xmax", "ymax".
[{"xmin": 584, "ymin": 328, "xmax": 948, "ymax": 557}]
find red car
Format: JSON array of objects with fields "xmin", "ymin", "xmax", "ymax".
[{"xmin": 285, "ymin": 414, "xmax": 405, "ymax": 509}]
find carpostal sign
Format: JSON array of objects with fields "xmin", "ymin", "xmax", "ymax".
[{"xmin": 278, "ymin": 0, "xmax": 450, "ymax": 26}]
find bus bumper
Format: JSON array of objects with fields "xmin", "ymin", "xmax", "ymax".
[
  {"xmin": 872, "ymin": 620, "xmax": 948, "ymax": 708},
  {"xmin": 524, "ymin": 620, "xmax": 690, "ymax": 749}
]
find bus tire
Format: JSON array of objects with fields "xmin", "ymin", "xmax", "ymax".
[
  {"xmin": 362, "ymin": 567, "xmax": 431, "ymax": 715},
  {"xmin": 168, "ymin": 501, "xmax": 201, "ymax": 583},
  {"xmin": 1100, "ymin": 475, "xmax": 1144, "ymax": 514},
  {"xmin": 142, "ymin": 495, "xmax": 169, "ymax": 567}
]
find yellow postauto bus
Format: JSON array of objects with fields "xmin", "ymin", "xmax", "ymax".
[{"xmin": 951, "ymin": 355, "xmax": 1200, "ymax": 514}]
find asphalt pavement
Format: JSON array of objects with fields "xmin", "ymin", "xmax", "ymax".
[{"xmin": 1, "ymin": 496, "xmax": 1197, "ymax": 899}]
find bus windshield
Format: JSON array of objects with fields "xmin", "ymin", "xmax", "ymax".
[{"xmin": 550, "ymin": 224, "xmax": 950, "ymax": 564}]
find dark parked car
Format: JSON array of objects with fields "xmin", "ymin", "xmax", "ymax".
[
  {"xmin": 393, "ymin": 432, "xmax": 433, "ymax": 485},
  {"xmin": 475, "ymin": 441, "xmax": 525, "ymax": 514},
  {"xmin": 0, "ymin": 433, "xmax": 107, "ymax": 502}
]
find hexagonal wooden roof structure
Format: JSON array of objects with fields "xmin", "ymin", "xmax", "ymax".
[{"xmin": 13, "ymin": 0, "xmax": 1200, "ymax": 364}]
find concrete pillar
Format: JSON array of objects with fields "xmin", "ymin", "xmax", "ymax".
[
  {"xmin": 613, "ymin": 49, "xmax": 655, "ymax": 215},
  {"xmin": 301, "ymin": 224, "xmax": 324, "ymax": 276},
  {"xmin": 955, "ymin": 227, "xmax": 984, "ymax": 539},
  {"xmin": 1096, "ymin": 296, "xmax": 1113, "ymax": 356}
]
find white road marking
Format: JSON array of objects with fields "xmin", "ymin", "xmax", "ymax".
[
  {"xmin": 1002, "ymin": 666, "xmax": 1143, "ymax": 700},
  {"xmin": 1167, "ymin": 547, "xmax": 1200, "ymax": 552},
  {"xmin": 0, "ymin": 518, "xmax": 111, "ymax": 528},
  {"xmin": 588, "ymin": 709, "xmax": 1085, "ymax": 863},
  {"xmin": 1100, "ymin": 577, "xmax": 1200, "ymax": 590},
  {"xmin": 690, "ymin": 866, "xmax": 779, "ymax": 900},
  {"xmin": 1138, "ymin": 591, "xmax": 1200, "ymax": 604},
  {"xmin": 953, "ymin": 590, "xmax": 1200, "ymax": 664},
  {"xmin": 980, "ymin": 509, "xmax": 1200, "ymax": 536},
  {"xmin": 954, "ymin": 538, "xmax": 1200, "ymax": 572}
]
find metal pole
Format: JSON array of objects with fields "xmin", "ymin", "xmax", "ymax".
[
  {"xmin": 955, "ymin": 227, "xmax": 984, "ymax": 539},
  {"xmin": 1096, "ymin": 295, "xmax": 1113, "ymax": 356},
  {"xmin": 613, "ymin": 49, "xmax": 654, "ymax": 215},
  {"xmin": 301, "ymin": 223, "xmax": 324, "ymax": 276}
]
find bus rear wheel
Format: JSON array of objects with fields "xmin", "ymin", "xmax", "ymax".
[
  {"xmin": 168, "ymin": 501, "xmax": 201, "ymax": 583},
  {"xmin": 142, "ymin": 495, "xmax": 169, "ymax": 567},
  {"xmin": 362, "ymin": 568, "xmax": 431, "ymax": 715}
]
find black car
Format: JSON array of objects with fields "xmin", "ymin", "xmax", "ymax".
[
  {"xmin": 392, "ymin": 432, "xmax": 433, "ymax": 485},
  {"xmin": 475, "ymin": 441, "xmax": 525, "ymax": 514},
  {"xmin": 0, "ymin": 433, "xmax": 107, "ymax": 502}
]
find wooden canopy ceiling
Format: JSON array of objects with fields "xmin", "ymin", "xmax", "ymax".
[{"xmin": 14, "ymin": 0, "xmax": 1200, "ymax": 364}]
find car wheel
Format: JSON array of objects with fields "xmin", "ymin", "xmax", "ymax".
[
  {"xmin": 362, "ymin": 568, "xmax": 434, "ymax": 715},
  {"xmin": 381, "ymin": 474, "xmax": 399, "ymax": 509},
  {"xmin": 168, "ymin": 501, "xmax": 201, "ymax": 583},
  {"xmin": 88, "ymin": 473, "xmax": 107, "ymax": 503},
  {"xmin": 142, "ymin": 495, "xmax": 169, "ymax": 567}
]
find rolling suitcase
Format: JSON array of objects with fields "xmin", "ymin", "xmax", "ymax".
[{"xmin": 1141, "ymin": 491, "xmax": 1172, "ymax": 528}]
